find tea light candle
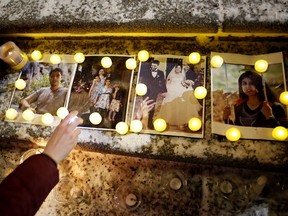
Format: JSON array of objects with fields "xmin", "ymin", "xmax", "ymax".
[
  {"xmin": 50, "ymin": 54, "xmax": 61, "ymax": 64},
  {"xmin": 135, "ymin": 83, "xmax": 147, "ymax": 96},
  {"xmin": 126, "ymin": 58, "xmax": 137, "ymax": 70},
  {"xmin": 153, "ymin": 118, "xmax": 167, "ymax": 132},
  {"xmin": 116, "ymin": 122, "xmax": 129, "ymax": 135},
  {"xmin": 5, "ymin": 108, "xmax": 18, "ymax": 120},
  {"xmin": 56, "ymin": 107, "xmax": 69, "ymax": 119},
  {"xmin": 279, "ymin": 91, "xmax": 288, "ymax": 105},
  {"xmin": 254, "ymin": 59, "xmax": 268, "ymax": 73},
  {"xmin": 41, "ymin": 113, "xmax": 54, "ymax": 125},
  {"xmin": 74, "ymin": 52, "xmax": 85, "ymax": 63},
  {"xmin": 137, "ymin": 50, "xmax": 149, "ymax": 62},
  {"xmin": 220, "ymin": 180, "xmax": 233, "ymax": 194},
  {"xmin": 125, "ymin": 193, "xmax": 137, "ymax": 207},
  {"xmin": 89, "ymin": 112, "xmax": 102, "ymax": 125},
  {"xmin": 188, "ymin": 117, "xmax": 202, "ymax": 131},
  {"xmin": 31, "ymin": 50, "xmax": 42, "ymax": 61},
  {"xmin": 130, "ymin": 120, "xmax": 143, "ymax": 133},
  {"xmin": 194, "ymin": 86, "xmax": 207, "ymax": 99},
  {"xmin": 211, "ymin": 55, "xmax": 224, "ymax": 68},
  {"xmin": 272, "ymin": 126, "xmax": 288, "ymax": 141},
  {"xmin": 225, "ymin": 127, "xmax": 241, "ymax": 141},
  {"xmin": 188, "ymin": 52, "xmax": 201, "ymax": 64},
  {"xmin": 22, "ymin": 109, "xmax": 35, "ymax": 121},
  {"xmin": 15, "ymin": 79, "xmax": 26, "ymax": 90},
  {"xmin": 101, "ymin": 57, "xmax": 112, "ymax": 68},
  {"xmin": 169, "ymin": 177, "xmax": 182, "ymax": 190}
]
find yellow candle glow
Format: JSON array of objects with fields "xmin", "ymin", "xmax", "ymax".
[
  {"xmin": 188, "ymin": 117, "xmax": 202, "ymax": 132},
  {"xmin": 56, "ymin": 107, "xmax": 69, "ymax": 119},
  {"xmin": 31, "ymin": 50, "xmax": 42, "ymax": 61},
  {"xmin": 15, "ymin": 79, "xmax": 26, "ymax": 90},
  {"xmin": 153, "ymin": 118, "xmax": 167, "ymax": 132},
  {"xmin": 130, "ymin": 120, "xmax": 143, "ymax": 133},
  {"xmin": 5, "ymin": 108, "xmax": 18, "ymax": 120},
  {"xmin": 188, "ymin": 52, "xmax": 201, "ymax": 64},
  {"xmin": 74, "ymin": 52, "xmax": 85, "ymax": 63},
  {"xmin": 89, "ymin": 112, "xmax": 102, "ymax": 125},
  {"xmin": 137, "ymin": 50, "xmax": 149, "ymax": 62},
  {"xmin": 126, "ymin": 58, "xmax": 137, "ymax": 70},
  {"xmin": 101, "ymin": 57, "xmax": 112, "ymax": 68},
  {"xmin": 194, "ymin": 86, "xmax": 207, "ymax": 99},
  {"xmin": 225, "ymin": 127, "xmax": 241, "ymax": 141},
  {"xmin": 41, "ymin": 113, "xmax": 54, "ymax": 125},
  {"xmin": 50, "ymin": 54, "xmax": 61, "ymax": 64},
  {"xmin": 116, "ymin": 122, "xmax": 129, "ymax": 135},
  {"xmin": 272, "ymin": 126, "xmax": 288, "ymax": 141},
  {"xmin": 211, "ymin": 55, "xmax": 224, "ymax": 68},
  {"xmin": 254, "ymin": 59, "xmax": 268, "ymax": 73},
  {"xmin": 135, "ymin": 83, "xmax": 147, "ymax": 96},
  {"xmin": 279, "ymin": 91, "xmax": 288, "ymax": 105},
  {"xmin": 22, "ymin": 109, "xmax": 35, "ymax": 121}
]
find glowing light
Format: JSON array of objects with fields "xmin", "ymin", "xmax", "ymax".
[
  {"xmin": 279, "ymin": 91, "xmax": 288, "ymax": 105},
  {"xmin": 50, "ymin": 54, "xmax": 61, "ymax": 64},
  {"xmin": 135, "ymin": 83, "xmax": 147, "ymax": 96},
  {"xmin": 188, "ymin": 52, "xmax": 201, "ymax": 64},
  {"xmin": 254, "ymin": 59, "xmax": 268, "ymax": 73},
  {"xmin": 211, "ymin": 55, "xmax": 224, "ymax": 68},
  {"xmin": 137, "ymin": 50, "xmax": 149, "ymax": 62},
  {"xmin": 74, "ymin": 53, "xmax": 85, "ymax": 63},
  {"xmin": 169, "ymin": 177, "xmax": 182, "ymax": 190},
  {"xmin": 15, "ymin": 79, "xmax": 26, "ymax": 90},
  {"xmin": 153, "ymin": 118, "xmax": 167, "ymax": 132},
  {"xmin": 225, "ymin": 127, "xmax": 241, "ymax": 141},
  {"xmin": 126, "ymin": 58, "xmax": 137, "ymax": 70},
  {"xmin": 194, "ymin": 86, "xmax": 207, "ymax": 99},
  {"xmin": 22, "ymin": 109, "xmax": 35, "ymax": 121},
  {"xmin": 56, "ymin": 107, "xmax": 69, "ymax": 119},
  {"xmin": 41, "ymin": 113, "xmax": 54, "ymax": 125},
  {"xmin": 101, "ymin": 57, "xmax": 112, "ymax": 68},
  {"xmin": 272, "ymin": 126, "xmax": 288, "ymax": 141},
  {"xmin": 89, "ymin": 112, "xmax": 102, "ymax": 125},
  {"xmin": 130, "ymin": 120, "xmax": 143, "ymax": 133},
  {"xmin": 5, "ymin": 108, "xmax": 18, "ymax": 120},
  {"xmin": 116, "ymin": 122, "xmax": 129, "ymax": 135},
  {"xmin": 188, "ymin": 117, "xmax": 202, "ymax": 132},
  {"xmin": 31, "ymin": 50, "xmax": 42, "ymax": 61}
]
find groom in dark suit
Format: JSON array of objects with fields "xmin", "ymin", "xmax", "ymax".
[{"xmin": 140, "ymin": 59, "xmax": 167, "ymax": 129}]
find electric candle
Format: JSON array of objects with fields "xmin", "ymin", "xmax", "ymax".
[
  {"xmin": 15, "ymin": 79, "xmax": 26, "ymax": 90},
  {"xmin": 169, "ymin": 177, "xmax": 182, "ymax": 190},
  {"xmin": 74, "ymin": 53, "xmax": 85, "ymax": 63},
  {"xmin": 211, "ymin": 55, "xmax": 224, "ymax": 68},
  {"xmin": 279, "ymin": 91, "xmax": 288, "ymax": 105},
  {"xmin": 272, "ymin": 126, "xmax": 288, "ymax": 141},
  {"xmin": 153, "ymin": 118, "xmax": 167, "ymax": 132},
  {"xmin": 89, "ymin": 112, "xmax": 102, "ymax": 125},
  {"xmin": 50, "ymin": 54, "xmax": 61, "ymax": 64},
  {"xmin": 188, "ymin": 117, "xmax": 202, "ymax": 131},
  {"xmin": 130, "ymin": 120, "xmax": 143, "ymax": 133},
  {"xmin": 31, "ymin": 50, "xmax": 42, "ymax": 61},
  {"xmin": 137, "ymin": 50, "xmax": 149, "ymax": 62},
  {"xmin": 101, "ymin": 57, "xmax": 112, "ymax": 68},
  {"xmin": 194, "ymin": 86, "xmax": 207, "ymax": 99},
  {"xmin": 126, "ymin": 58, "xmax": 137, "ymax": 70},
  {"xmin": 225, "ymin": 127, "xmax": 241, "ymax": 141},
  {"xmin": 41, "ymin": 113, "xmax": 54, "ymax": 125},
  {"xmin": 135, "ymin": 83, "xmax": 147, "ymax": 96},
  {"xmin": 116, "ymin": 122, "xmax": 129, "ymax": 135},
  {"xmin": 188, "ymin": 52, "xmax": 201, "ymax": 64},
  {"xmin": 5, "ymin": 108, "xmax": 18, "ymax": 120},
  {"xmin": 254, "ymin": 59, "xmax": 268, "ymax": 73},
  {"xmin": 22, "ymin": 109, "xmax": 35, "ymax": 121},
  {"xmin": 56, "ymin": 107, "xmax": 69, "ymax": 119},
  {"xmin": 125, "ymin": 193, "xmax": 138, "ymax": 207}
]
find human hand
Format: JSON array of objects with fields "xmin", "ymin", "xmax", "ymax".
[
  {"xmin": 261, "ymin": 101, "xmax": 274, "ymax": 119},
  {"xmin": 223, "ymin": 105, "xmax": 231, "ymax": 120},
  {"xmin": 43, "ymin": 111, "xmax": 83, "ymax": 164},
  {"xmin": 135, "ymin": 97, "xmax": 155, "ymax": 120}
]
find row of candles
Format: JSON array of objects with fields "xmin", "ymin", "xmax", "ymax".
[{"xmin": 1, "ymin": 41, "xmax": 288, "ymax": 141}]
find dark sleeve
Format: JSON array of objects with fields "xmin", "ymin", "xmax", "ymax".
[
  {"xmin": 0, "ymin": 154, "xmax": 59, "ymax": 216},
  {"xmin": 272, "ymin": 102, "xmax": 288, "ymax": 127}
]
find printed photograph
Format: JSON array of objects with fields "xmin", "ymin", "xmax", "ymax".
[{"xmin": 131, "ymin": 55, "xmax": 206, "ymax": 138}]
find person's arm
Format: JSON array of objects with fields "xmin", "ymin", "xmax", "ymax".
[
  {"xmin": 0, "ymin": 111, "xmax": 83, "ymax": 216},
  {"xmin": 88, "ymin": 79, "xmax": 95, "ymax": 97},
  {"xmin": 19, "ymin": 90, "xmax": 40, "ymax": 111}
]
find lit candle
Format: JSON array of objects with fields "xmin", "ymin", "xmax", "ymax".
[
  {"xmin": 116, "ymin": 122, "xmax": 129, "ymax": 135},
  {"xmin": 89, "ymin": 112, "xmax": 102, "ymax": 125},
  {"xmin": 279, "ymin": 91, "xmax": 288, "ymax": 105},
  {"xmin": 130, "ymin": 120, "xmax": 143, "ymax": 133},
  {"xmin": 15, "ymin": 79, "xmax": 26, "ymax": 90},
  {"xmin": 126, "ymin": 58, "xmax": 137, "ymax": 70},
  {"xmin": 135, "ymin": 83, "xmax": 147, "ymax": 96},
  {"xmin": 22, "ymin": 109, "xmax": 35, "ymax": 121},
  {"xmin": 194, "ymin": 86, "xmax": 207, "ymax": 99},
  {"xmin": 101, "ymin": 57, "xmax": 112, "ymax": 68},
  {"xmin": 254, "ymin": 59, "xmax": 268, "ymax": 73},
  {"xmin": 188, "ymin": 117, "xmax": 202, "ymax": 131},
  {"xmin": 125, "ymin": 193, "xmax": 137, "ymax": 207},
  {"xmin": 211, "ymin": 55, "xmax": 224, "ymax": 68},
  {"xmin": 74, "ymin": 52, "xmax": 85, "ymax": 63},
  {"xmin": 225, "ymin": 127, "xmax": 241, "ymax": 141},
  {"xmin": 31, "ymin": 50, "xmax": 42, "ymax": 61},
  {"xmin": 50, "ymin": 54, "xmax": 61, "ymax": 64},
  {"xmin": 5, "ymin": 108, "xmax": 18, "ymax": 120},
  {"xmin": 153, "ymin": 118, "xmax": 167, "ymax": 132},
  {"xmin": 169, "ymin": 177, "xmax": 182, "ymax": 190},
  {"xmin": 188, "ymin": 52, "xmax": 201, "ymax": 64},
  {"xmin": 56, "ymin": 107, "xmax": 69, "ymax": 119},
  {"xmin": 272, "ymin": 126, "xmax": 288, "ymax": 141},
  {"xmin": 41, "ymin": 113, "xmax": 54, "ymax": 125},
  {"xmin": 137, "ymin": 50, "xmax": 149, "ymax": 62}
]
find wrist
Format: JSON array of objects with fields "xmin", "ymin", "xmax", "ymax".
[{"xmin": 42, "ymin": 151, "xmax": 58, "ymax": 165}]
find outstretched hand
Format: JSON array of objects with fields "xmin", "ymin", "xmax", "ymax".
[
  {"xmin": 43, "ymin": 111, "xmax": 83, "ymax": 164},
  {"xmin": 135, "ymin": 97, "xmax": 155, "ymax": 120}
]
